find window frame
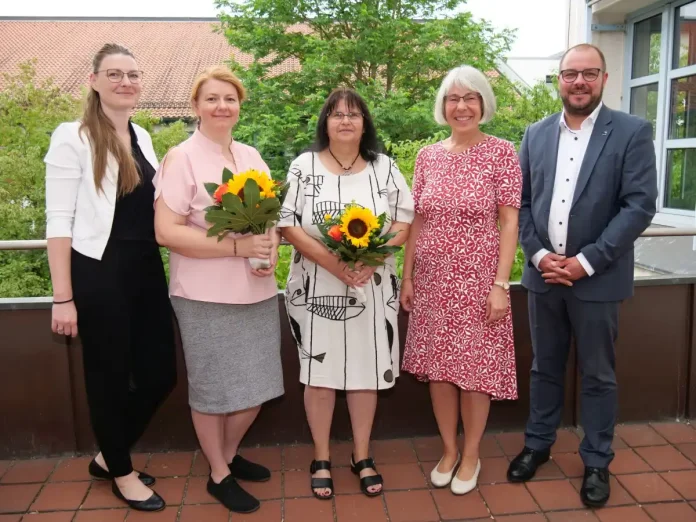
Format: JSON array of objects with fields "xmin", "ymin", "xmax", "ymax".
[{"xmin": 625, "ymin": 0, "xmax": 696, "ymax": 221}]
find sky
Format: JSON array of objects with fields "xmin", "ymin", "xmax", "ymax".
[{"xmin": 1, "ymin": 0, "xmax": 568, "ymax": 59}]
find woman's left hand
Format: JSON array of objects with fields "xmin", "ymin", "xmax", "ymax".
[
  {"xmin": 251, "ymin": 244, "xmax": 278, "ymax": 278},
  {"xmin": 353, "ymin": 262, "xmax": 378, "ymax": 287},
  {"xmin": 486, "ymin": 285, "xmax": 508, "ymax": 323}
]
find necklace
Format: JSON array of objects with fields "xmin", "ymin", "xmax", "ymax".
[{"xmin": 328, "ymin": 147, "xmax": 361, "ymax": 175}]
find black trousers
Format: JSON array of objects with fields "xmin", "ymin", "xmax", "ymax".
[
  {"xmin": 72, "ymin": 240, "xmax": 177, "ymax": 477},
  {"xmin": 524, "ymin": 285, "xmax": 619, "ymax": 468}
]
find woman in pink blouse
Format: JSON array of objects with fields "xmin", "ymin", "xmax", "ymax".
[{"xmin": 154, "ymin": 67, "xmax": 284, "ymax": 514}]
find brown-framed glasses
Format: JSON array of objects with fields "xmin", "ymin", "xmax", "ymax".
[
  {"xmin": 560, "ymin": 68, "xmax": 602, "ymax": 83},
  {"xmin": 444, "ymin": 93, "xmax": 481, "ymax": 105},
  {"xmin": 96, "ymin": 69, "xmax": 144, "ymax": 84}
]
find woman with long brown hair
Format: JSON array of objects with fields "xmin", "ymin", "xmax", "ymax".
[{"xmin": 45, "ymin": 43, "xmax": 176, "ymax": 512}]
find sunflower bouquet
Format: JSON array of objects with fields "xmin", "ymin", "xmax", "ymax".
[
  {"xmin": 204, "ymin": 167, "xmax": 285, "ymax": 269},
  {"xmin": 317, "ymin": 202, "xmax": 401, "ymax": 303}
]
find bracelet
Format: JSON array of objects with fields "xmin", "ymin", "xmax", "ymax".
[
  {"xmin": 402, "ymin": 276, "xmax": 413, "ymax": 281},
  {"xmin": 53, "ymin": 297, "xmax": 74, "ymax": 305},
  {"xmin": 233, "ymin": 239, "xmax": 237, "ymax": 257}
]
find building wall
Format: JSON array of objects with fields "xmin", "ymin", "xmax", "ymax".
[{"xmin": 568, "ymin": 0, "xmax": 696, "ymax": 230}]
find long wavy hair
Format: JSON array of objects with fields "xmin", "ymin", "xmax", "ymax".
[
  {"xmin": 79, "ymin": 43, "xmax": 140, "ymax": 196},
  {"xmin": 312, "ymin": 88, "xmax": 380, "ymax": 162}
]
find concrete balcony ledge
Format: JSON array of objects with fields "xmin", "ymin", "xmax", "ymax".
[
  {"xmin": 1, "ymin": 277, "xmax": 695, "ymax": 464},
  {"xmin": 2, "ymin": 274, "xmax": 696, "ymax": 310}
]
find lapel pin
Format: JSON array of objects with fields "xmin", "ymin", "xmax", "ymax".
[{"xmin": 602, "ymin": 130, "xmax": 608, "ymax": 136}]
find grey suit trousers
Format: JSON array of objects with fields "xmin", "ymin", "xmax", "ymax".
[{"xmin": 525, "ymin": 285, "xmax": 619, "ymax": 468}]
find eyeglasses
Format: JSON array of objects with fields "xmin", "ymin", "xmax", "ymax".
[
  {"xmin": 330, "ymin": 111, "xmax": 363, "ymax": 122},
  {"xmin": 444, "ymin": 94, "xmax": 481, "ymax": 105},
  {"xmin": 97, "ymin": 69, "xmax": 144, "ymax": 84},
  {"xmin": 560, "ymin": 68, "xmax": 602, "ymax": 83}
]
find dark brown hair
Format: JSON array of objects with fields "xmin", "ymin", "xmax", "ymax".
[
  {"xmin": 312, "ymin": 88, "xmax": 380, "ymax": 162},
  {"xmin": 80, "ymin": 43, "xmax": 140, "ymax": 196}
]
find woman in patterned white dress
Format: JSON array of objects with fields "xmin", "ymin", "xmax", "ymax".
[
  {"xmin": 279, "ymin": 88, "xmax": 414, "ymax": 499},
  {"xmin": 401, "ymin": 66, "xmax": 522, "ymax": 495}
]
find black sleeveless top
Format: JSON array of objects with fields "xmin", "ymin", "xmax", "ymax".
[{"xmin": 110, "ymin": 122, "xmax": 157, "ymax": 242}]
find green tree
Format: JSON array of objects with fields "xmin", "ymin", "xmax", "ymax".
[
  {"xmin": 0, "ymin": 63, "xmax": 191, "ymax": 297},
  {"xmin": 130, "ymin": 111, "xmax": 191, "ymax": 160},
  {"xmin": 486, "ymin": 80, "xmax": 563, "ymax": 147},
  {"xmin": 216, "ymin": 0, "xmax": 515, "ymax": 175},
  {"xmin": 0, "ymin": 61, "xmax": 80, "ymax": 297}
]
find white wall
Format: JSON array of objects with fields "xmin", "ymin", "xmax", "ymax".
[{"xmin": 567, "ymin": 0, "xmax": 662, "ymax": 110}]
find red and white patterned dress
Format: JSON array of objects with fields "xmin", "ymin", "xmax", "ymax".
[{"xmin": 401, "ymin": 137, "xmax": 522, "ymax": 400}]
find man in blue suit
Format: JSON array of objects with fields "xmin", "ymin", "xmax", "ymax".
[{"xmin": 507, "ymin": 44, "xmax": 657, "ymax": 507}]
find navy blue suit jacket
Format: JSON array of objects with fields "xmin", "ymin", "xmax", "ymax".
[{"xmin": 518, "ymin": 105, "xmax": 658, "ymax": 302}]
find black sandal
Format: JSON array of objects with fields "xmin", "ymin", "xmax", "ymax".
[
  {"xmin": 350, "ymin": 455, "xmax": 384, "ymax": 497},
  {"xmin": 309, "ymin": 460, "xmax": 334, "ymax": 500}
]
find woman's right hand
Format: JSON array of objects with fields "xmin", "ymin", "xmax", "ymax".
[
  {"xmin": 52, "ymin": 301, "xmax": 78, "ymax": 337},
  {"xmin": 400, "ymin": 279, "xmax": 414, "ymax": 312},
  {"xmin": 325, "ymin": 257, "xmax": 358, "ymax": 287},
  {"xmin": 236, "ymin": 234, "xmax": 273, "ymax": 259}
]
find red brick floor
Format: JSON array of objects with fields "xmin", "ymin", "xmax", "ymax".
[{"xmin": 1, "ymin": 422, "xmax": 695, "ymax": 521}]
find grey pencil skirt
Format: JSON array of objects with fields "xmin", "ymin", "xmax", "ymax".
[{"xmin": 171, "ymin": 295, "xmax": 284, "ymax": 414}]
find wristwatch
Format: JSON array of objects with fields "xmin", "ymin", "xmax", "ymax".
[{"xmin": 493, "ymin": 281, "xmax": 510, "ymax": 291}]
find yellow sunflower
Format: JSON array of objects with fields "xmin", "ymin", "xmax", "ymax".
[
  {"xmin": 226, "ymin": 169, "xmax": 276, "ymax": 200},
  {"xmin": 339, "ymin": 206, "xmax": 380, "ymax": 248}
]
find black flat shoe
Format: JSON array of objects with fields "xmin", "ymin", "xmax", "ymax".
[
  {"xmin": 309, "ymin": 460, "xmax": 334, "ymax": 500},
  {"xmin": 207, "ymin": 474, "xmax": 260, "ymax": 513},
  {"xmin": 111, "ymin": 481, "xmax": 165, "ymax": 512},
  {"xmin": 350, "ymin": 455, "xmax": 383, "ymax": 497},
  {"xmin": 580, "ymin": 467, "xmax": 610, "ymax": 508},
  {"xmin": 229, "ymin": 454, "xmax": 271, "ymax": 482},
  {"xmin": 89, "ymin": 458, "xmax": 156, "ymax": 486},
  {"xmin": 507, "ymin": 447, "xmax": 550, "ymax": 483}
]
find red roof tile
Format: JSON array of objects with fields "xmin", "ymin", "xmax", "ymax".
[{"xmin": 0, "ymin": 19, "xmax": 299, "ymax": 119}]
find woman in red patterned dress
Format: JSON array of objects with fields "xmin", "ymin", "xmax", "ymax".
[{"xmin": 401, "ymin": 65, "xmax": 522, "ymax": 496}]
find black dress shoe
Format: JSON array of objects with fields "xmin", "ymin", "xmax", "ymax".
[
  {"xmin": 507, "ymin": 447, "xmax": 551, "ymax": 482},
  {"xmin": 580, "ymin": 467, "xmax": 610, "ymax": 508},
  {"xmin": 89, "ymin": 458, "xmax": 156, "ymax": 486},
  {"xmin": 207, "ymin": 474, "xmax": 260, "ymax": 513},
  {"xmin": 111, "ymin": 481, "xmax": 165, "ymax": 512},
  {"xmin": 229, "ymin": 454, "xmax": 271, "ymax": 482}
]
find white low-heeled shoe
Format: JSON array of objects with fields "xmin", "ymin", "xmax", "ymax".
[
  {"xmin": 450, "ymin": 459, "xmax": 481, "ymax": 495},
  {"xmin": 430, "ymin": 453, "xmax": 461, "ymax": 488}
]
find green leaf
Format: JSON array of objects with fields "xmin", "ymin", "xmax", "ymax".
[
  {"xmin": 204, "ymin": 182, "xmax": 219, "ymax": 197},
  {"xmin": 222, "ymin": 167, "xmax": 234, "ymax": 184},
  {"xmin": 221, "ymin": 192, "xmax": 245, "ymax": 214},
  {"xmin": 242, "ymin": 178, "xmax": 261, "ymax": 209}
]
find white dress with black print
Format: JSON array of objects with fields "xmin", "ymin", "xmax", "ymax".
[{"xmin": 278, "ymin": 152, "xmax": 415, "ymax": 390}]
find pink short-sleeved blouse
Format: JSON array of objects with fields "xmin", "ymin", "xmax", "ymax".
[{"xmin": 154, "ymin": 129, "xmax": 277, "ymax": 305}]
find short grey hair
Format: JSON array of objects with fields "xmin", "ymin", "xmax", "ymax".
[{"xmin": 433, "ymin": 65, "xmax": 497, "ymax": 125}]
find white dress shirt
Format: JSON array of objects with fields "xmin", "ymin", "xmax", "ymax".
[{"xmin": 530, "ymin": 102, "xmax": 604, "ymax": 276}]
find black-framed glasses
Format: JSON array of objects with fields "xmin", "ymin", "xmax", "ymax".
[
  {"xmin": 444, "ymin": 93, "xmax": 481, "ymax": 105},
  {"xmin": 330, "ymin": 111, "xmax": 363, "ymax": 122},
  {"xmin": 97, "ymin": 69, "xmax": 144, "ymax": 84},
  {"xmin": 560, "ymin": 68, "xmax": 602, "ymax": 83}
]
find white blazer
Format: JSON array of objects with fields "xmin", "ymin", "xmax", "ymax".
[{"xmin": 44, "ymin": 121, "xmax": 158, "ymax": 260}]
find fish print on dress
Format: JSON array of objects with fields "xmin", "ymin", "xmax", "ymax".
[{"xmin": 288, "ymin": 274, "xmax": 366, "ymax": 321}]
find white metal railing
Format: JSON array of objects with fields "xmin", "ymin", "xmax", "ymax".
[{"xmin": 1, "ymin": 228, "xmax": 695, "ymax": 250}]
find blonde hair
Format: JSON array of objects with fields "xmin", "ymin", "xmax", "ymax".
[
  {"xmin": 80, "ymin": 43, "xmax": 140, "ymax": 196},
  {"xmin": 433, "ymin": 65, "xmax": 497, "ymax": 125},
  {"xmin": 191, "ymin": 66, "xmax": 246, "ymax": 105}
]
